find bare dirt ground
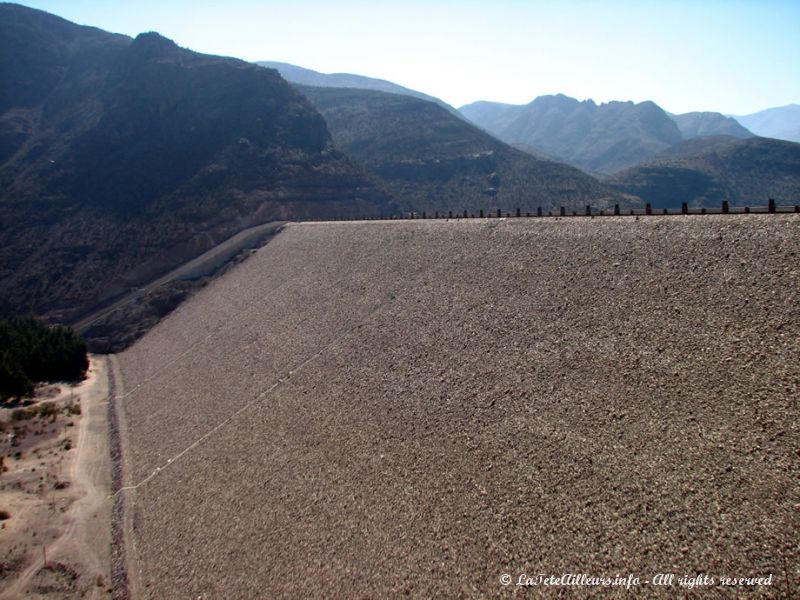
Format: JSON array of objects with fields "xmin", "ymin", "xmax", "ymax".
[
  {"xmin": 116, "ymin": 216, "xmax": 799, "ymax": 598},
  {"xmin": 0, "ymin": 356, "xmax": 112, "ymax": 599}
]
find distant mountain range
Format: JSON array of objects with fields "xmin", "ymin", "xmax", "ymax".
[
  {"xmin": 670, "ymin": 112, "xmax": 752, "ymax": 140},
  {"xmin": 459, "ymin": 95, "xmax": 760, "ymax": 175},
  {"xmin": 461, "ymin": 96, "xmax": 684, "ymax": 174},
  {"xmin": 295, "ymin": 85, "xmax": 627, "ymax": 214},
  {"xmin": 0, "ymin": 4, "xmax": 393, "ymax": 323},
  {"xmin": 265, "ymin": 63, "xmax": 799, "ymax": 174},
  {"xmin": 609, "ymin": 136, "xmax": 800, "ymax": 208},
  {"xmin": 734, "ymin": 105, "xmax": 800, "ymax": 143},
  {"xmin": 257, "ymin": 61, "xmax": 461, "ymax": 118},
  {"xmin": 271, "ymin": 62, "xmax": 799, "ymax": 216}
]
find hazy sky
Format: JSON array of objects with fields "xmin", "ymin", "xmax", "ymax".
[{"xmin": 15, "ymin": 0, "xmax": 800, "ymax": 115}]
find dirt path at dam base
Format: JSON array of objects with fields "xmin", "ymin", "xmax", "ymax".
[{"xmin": 1, "ymin": 356, "xmax": 112, "ymax": 599}]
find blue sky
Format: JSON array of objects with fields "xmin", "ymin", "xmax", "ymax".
[{"xmin": 14, "ymin": 0, "xmax": 800, "ymax": 115}]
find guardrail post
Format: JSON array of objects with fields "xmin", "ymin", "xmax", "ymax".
[
  {"xmin": 560, "ymin": 206, "xmax": 566, "ymax": 217},
  {"xmin": 682, "ymin": 202, "xmax": 688, "ymax": 215},
  {"xmin": 614, "ymin": 204, "xmax": 620, "ymax": 216},
  {"xmin": 537, "ymin": 207, "xmax": 542, "ymax": 217},
  {"xmin": 645, "ymin": 203, "xmax": 652, "ymax": 215},
  {"xmin": 768, "ymin": 198, "xmax": 776, "ymax": 213},
  {"xmin": 585, "ymin": 205, "xmax": 591, "ymax": 216},
  {"xmin": 463, "ymin": 209, "xmax": 468, "ymax": 218},
  {"xmin": 516, "ymin": 207, "xmax": 521, "ymax": 217},
  {"xmin": 722, "ymin": 200, "xmax": 729, "ymax": 214},
  {"xmin": 497, "ymin": 208, "xmax": 502, "ymax": 218},
  {"xmin": 479, "ymin": 209, "xmax": 484, "ymax": 218}
]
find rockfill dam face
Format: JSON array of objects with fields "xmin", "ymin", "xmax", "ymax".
[{"xmin": 115, "ymin": 216, "xmax": 799, "ymax": 598}]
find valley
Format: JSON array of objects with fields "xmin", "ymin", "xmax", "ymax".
[{"xmin": 1, "ymin": 3, "xmax": 798, "ymax": 598}]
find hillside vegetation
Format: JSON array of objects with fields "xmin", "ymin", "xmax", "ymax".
[
  {"xmin": 116, "ymin": 216, "xmax": 799, "ymax": 598},
  {"xmin": 609, "ymin": 136, "xmax": 800, "ymax": 208}
]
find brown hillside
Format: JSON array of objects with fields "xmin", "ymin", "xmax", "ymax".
[
  {"xmin": 0, "ymin": 5, "xmax": 392, "ymax": 322},
  {"xmin": 116, "ymin": 216, "xmax": 799, "ymax": 598}
]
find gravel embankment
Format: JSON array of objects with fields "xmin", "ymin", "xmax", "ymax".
[
  {"xmin": 116, "ymin": 216, "xmax": 799, "ymax": 598},
  {"xmin": 107, "ymin": 356, "xmax": 131, "ymax": 600}
]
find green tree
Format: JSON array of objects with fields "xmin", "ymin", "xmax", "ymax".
[
  {"xmin": 0, "ymin": 316, "xmax": 88, "ymax": 402},
  {"xmin": 0, "ymin": 352, "xmax": 33, "ymax": 400}
]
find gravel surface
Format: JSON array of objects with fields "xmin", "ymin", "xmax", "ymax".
[{"xmin": 116, "ymin": 216, "xmax": 799, "ymax": 598}]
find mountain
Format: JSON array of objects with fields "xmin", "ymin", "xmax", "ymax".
[
  {"xmin": 297, "ymin": 85, "xmax": 631, "ymax": 214},
  {"xmin": 257, "ymin": 61, "xmax": 461, "ymax": 118},
  {"xmin": 457, "ymin": 101, "xmax": 522, "ymax": 135},
  {"xmin": 670, "ymin": 111, "xmax": 753, "ymax": 140},
  {"xmin": 608, "ymin": 136, "xmax": 800, "ymax": 208},
  {"xmin": 734, "ymin": 105, "xmax": 800, "ymax": 143},
  {"xmin": 0, "ymin": 4, "xmax": 394, "ymax": 325},
  {"xmin": 459, "ymin": 94, "xmax": 684, "ymax": 175}
]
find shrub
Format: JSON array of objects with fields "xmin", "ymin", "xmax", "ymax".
[
  {"xmin": 64, "ymin": 402, "xmax": 81, "ymax": 416},
  {"xmin": 11, "ymin": 408, "xmax": 34, "ymax": 421}
]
